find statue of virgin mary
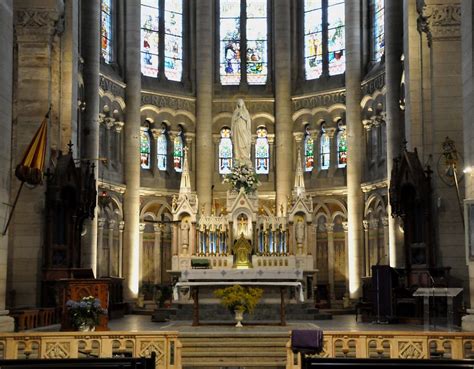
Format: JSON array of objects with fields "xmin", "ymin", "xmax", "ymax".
[{"xmin": 231, "ymin": 99, "xmax": 252, "ymax": 167}]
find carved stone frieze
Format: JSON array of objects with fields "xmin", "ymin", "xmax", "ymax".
[
  {"xmin": 15, "ymin": 9, "xmax": 62, "ymax": 38},
  {"xmin": 213, "ymin": 100, "xmax": 274, "ymax": 116},
  {"xmin": 361, "ymin": 73, "xmax": 385, "ymax": 96},
  {"xmin": 292, "ymin": 90, "xmax": 346, "ymax": 112},
  {"xmin": 141, "ymin": 93, "xmax": 196, "ymax": 114},
  {"xmin": 99, "ymin": 76, "xmax": 126, "ymax": 99},
  {"xmin": 417, "ymin": 1, "xmax": 461, "ymax": 46}
]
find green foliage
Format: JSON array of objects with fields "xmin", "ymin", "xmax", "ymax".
[
  {"xmin": 214, "ymin": 285, "xmax": 263, "ymax": 314},
  {"xmin": 223, "ymin": 164, "xmax": 259, "ymax": 194},
  {"xmin": 66, "ymin": 296, "xmax": 107, "ymax": 329},
  {"xmin": 154, "ymin": 284, "xmax": 173, "ymax": 308}
]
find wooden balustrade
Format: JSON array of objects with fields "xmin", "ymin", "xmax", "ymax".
[
  {"xmin": 0, "ymin": 331, "xmax": 181, "ymax": 369},
  {"xmin": 9, "ymin": 308, "xmax": 60, "ymax": 331},
  {"xmin": 286, "ymin": 331, "xmax": 474, "ymax": 369}
]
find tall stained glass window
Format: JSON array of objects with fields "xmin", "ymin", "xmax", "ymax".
[
  {"xmin": 327, "ymin": 0, "xmax": 345, "ymax": 76},
  {"xmin": 255, "ymin": 127, "xmax": 269, "ymax": 174},
  {"xmin": 173, "ymin": 131, "xmax": 184, "ymax": 172},
  {"xmin": 304, "ymin": 0, "xmax": 345, "ymax": 79},
  {"xmin": 320, "ymin": 129, "xmax": 330, "ymax": 170},
  {"xmin": 101, "ymin": 0, "xmax": 113, "ymax": 63},
  {"xmin": 371, "ymin": 0, "xmax": 385, "ymax": 62},
  {"xmin": 220, "ymin": 0, "xmax": 268, "ymax": 86},
  {"xmin": 337, "ymin": 128, "xmax": 347, "ymax": 168},
  {"xmin": 165, "ymin": 0, "xmax": 183, "ymax": 81},
  {"xmin": 140, "ymin": 129, "xmax": 151, "ymax": 169},
  {"xmin": 219, "ymin": 127, "xmax": 233, "ymax": 174},
  {"xmin": 141, "ymin": 0, "xmax": 159, "ymax": 77},
  {"xmin": 304, "ymin": 127, "xmax": 314, "ymax": 172},
  {"xmin": 141, "ymin": 0, "xmax": 183, "ymax": 80},
  {"xmin": 157, "ymin": 128, "xmax": 168, "ymax": 171}
]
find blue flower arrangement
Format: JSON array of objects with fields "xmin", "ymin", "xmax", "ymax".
[{"xmin": 66, "ymin": 296, "xmax": 107, "ymax": 330}]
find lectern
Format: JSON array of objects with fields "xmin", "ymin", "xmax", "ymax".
[{"xmin": 413, "ymin": 287, "xmax": 463, "ymax": 329}]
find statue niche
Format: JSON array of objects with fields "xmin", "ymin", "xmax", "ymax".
[{"xmin": 232, "ymin": 234, "xmax": 252, "ymax": 269}]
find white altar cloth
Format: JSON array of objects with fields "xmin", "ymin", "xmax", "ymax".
[{"xmin": 180, "ymin": 268, "xmax": 304, "ymax": 281}]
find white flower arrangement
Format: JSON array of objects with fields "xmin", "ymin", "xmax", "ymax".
[{"xmin": 223, "ymin": 164, "xmax": 259, "ymax": 194}]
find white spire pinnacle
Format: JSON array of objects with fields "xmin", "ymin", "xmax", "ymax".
[
  {"xmin": 180, "ymin": 146, "xmax": 191, "ymax": 194},
  {"xmin": 294, "ymin": 147, "xmax": 305, "ymax": 197}
]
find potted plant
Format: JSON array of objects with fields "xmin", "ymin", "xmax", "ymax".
[
  {"xmin": 151, "ymin": 284, "xmax": 175, "ymax": 322},
  {"xmin": 66, "ymin": 296, "xmax": 107, "ymax": 331},
  {"xmin": 214, "ymin": 285, "xmax": 263, "ymax": 327}
]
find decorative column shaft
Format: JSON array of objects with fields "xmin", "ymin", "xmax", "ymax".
[
  {"xmin": 274, "ymin": 0, "xmax": 293, "ymax": 215},
  {"xmin": 97, "ymin": 218, "xmax": 106, "ymax": 277},
  {"xmin": 342, "ymin": 222, "xmax": 349, "ymax": 295},
  {"xmin": 385, "ymin": 0, "xmax": 404, "ymax": 267},
  {"xmin": 123, "ymin": 0, "xmax": 142, "ymax": 299},
  {"xmin": 0, "ymin": 0, "xmax": 14, "ymax": 331},
  {"xmin": 153, "ymin": 225, "xmax": 162, "ymax": 284},
  {"xmin": 81, "ymin": 0, "xmax": 100, "ymax": 275},
  {"xmin": 107, "ymin": 221, "xmax": 115, "ymax": 276},
  {"xmin": 195, "ymin": 1, "xmax": 213, "ymax": 215},
  {"xmin": 139, "ymin": 223, "xmax": 146, "ymax": 285},
  {"xmin": 363, "ymin": 220, "xmax": 370, "ymax": 276},
  {"xmin": 118, "ymin": 221, "xmax": 125, "ymax": 277},
  {"xmin": 326, "ymin": 223, "xmax": 335, "ymax": 302},
  {"xmin": 345, "ymin": 0, "xmax": 364, "ymax": 298}
]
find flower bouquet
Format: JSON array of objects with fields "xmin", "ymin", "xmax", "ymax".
[
  {"xmin": 66, "ymin": 296, "xmax": 107, "ymax": 331},
  {"xmin": 223, "ymin": 164, "xmax": 259, "ymax": 194}
]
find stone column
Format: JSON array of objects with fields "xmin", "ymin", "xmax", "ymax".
[
  {"xmin": 418, "ymin": 0, "xmax": 465, "ymax": 282},
  {"xmin": 385, "ymin": 0, "xmax": 404, "ymax": 267},
  {"xmin": 342, "ymin": 222, "xmax": 349, "ymax": 295},
  {"xmin": 274, "ymin": 0, "xmax": 293, "ymax": 215},
  {"xmin": 326, "ymin": 223, "xmax": 335, "ymax": 302},
  {"xmin": 123, "ymin": 0, "xmax": 142, "ymax": 299},
  {"xmin": 382, "ymin": 216, "xmax": 389, "ymax": 265},
  {"xmin": 107, "ymin": 220, "xmax": 116, "ymax": 276},
  {"xmin": 80, "ymin": 0, "xmax": 100, "ymax": 275},
  {"xmin": 153, "ymin": 224, "xmax": 162, "ymax": 284},
  {"xmin": 326, "ymin": 128, "xmax": 337, "ymax": 174},
  {"xmin": 0, "ymin": 0, "xmax": 14, "ymax": 331},
  {"xmin": 139, "ymin": 223, "xmax": 146, "ymax": 285},
  {"xmin": 345, "ymin": 0, "xmax": 364, "ymax": 298},
  {"xmin": 195, "ymin": 0, "xmax": 213, "ymax": 215},
  {"xmin": 172, "ymin": 223, "xmax": 179, "ymax": 256},
  {"xmin": 118, "ymin": 221, "xmax": 125, "ymax": 277},
  {"xmin": 12, "ymin": 5, "xmax": 62, "ymax": 305},
  {"xmin": 363, "ymin": 220, "xmax": 370, "ymax": 276},
  {"xmin": 462, "ymin": 0, "xmax": 474, "ymax": 330},
  {"xmin": 97, "ymin": 218, "xmax": 106, "ymax": 277}
]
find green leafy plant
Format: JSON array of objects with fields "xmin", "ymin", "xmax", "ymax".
[
  {"xmin": 223, "ymin": 164, "xmax": 259, "ymax": 194},
  {"xmin": 153, "ymin": 284, "xmax": 173, "ymax": 308},
  {"xmin": 66, "ymin": 296, "xmax": 107, "ymax": 329},
  {"xmin": 214, "ymin": 285, "xmax": 263, "ymax": 314}
]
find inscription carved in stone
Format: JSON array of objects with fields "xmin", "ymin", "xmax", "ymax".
[
  {"xmin": 292, "ymin": 91, "xmax": 346, "ymax": 112},
  {"xmin": 141, "ymin": 93, "xmax": 196, "ymax": 114},
  {"xmin": 99, "ymin": 76, "xmax": 125, "ymax": 99}
]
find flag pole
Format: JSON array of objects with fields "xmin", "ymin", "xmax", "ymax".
[{"xmin": 2, "ymin": 182, "xmax": 24, "ymax": 236}]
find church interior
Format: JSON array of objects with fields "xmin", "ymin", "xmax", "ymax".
[{"xmin": 2, "ymin": 0, "xmax": 474, "ymax": 368}]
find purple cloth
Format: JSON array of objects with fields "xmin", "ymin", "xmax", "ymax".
[{"xmin": 291, "ymin": 329, "xmax": 324, "ymax": 354}]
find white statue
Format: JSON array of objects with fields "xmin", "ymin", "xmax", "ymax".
[
  {"xmin": 295, "ymin": 218, "xmax": 305, "ymax": 245},
  {"xmin": 231, "ymin": 99, "xmax": 252, "ymax": 167},
  {"xmin": 181, "ymin": 219, "xmax": 190, "ymax": 246}
]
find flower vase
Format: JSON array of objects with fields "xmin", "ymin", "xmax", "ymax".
[
  {"xmin": 234, "ymin": 309, "xmax": 244, "ymax": 327},
  {"xmin": 78, "ymin": 324, "xmax": 95, "ymax": 332}
]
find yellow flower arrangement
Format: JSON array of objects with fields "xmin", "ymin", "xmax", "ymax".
[{"xmin": 214, "ymin": 285, "xmax": 263, "ymax": 314}]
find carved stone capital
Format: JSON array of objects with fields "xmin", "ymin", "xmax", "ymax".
[
  {"xmin": 342, "ymin": 221, "xmax": 348, "ymax": 232},
  {"xmin": 154, "ymin": 223, "xmax": 164, "ymax": 233},
  {"xmin": 151, "ymin": 128, "xmax": 162, "ymax": 139},
  {"xmin": 324, "ymin": 128, "xmax": 337, "ymax": 139},
  {"xmin": 362, "ymin": 119, "xmax": 373, "ymax": 131},
  {"xmin": 114, "ymin": 121, "xmax": 125, "ymax": 133},
  {"xmin": 108, "ymin": 220, "xmax": 116, "ymax": 230},
  {"xmin": 293, "ymin": 132, "xmax": 305, "ymax": 143},
  {"xmin": 381, "ymin": 216, "xmax": 389, "ymax": 227},
  {"xmin": 363, "ymin": 220, "xmax": 370, "ymax": 231},
  {"xmin": 139, "ymin": 223, "xmax": 146, "ymax": 233},
  {"xmin": 119, "ymin": 221, "xmax": 125, "ymax": 231},
  {"xmin": 325, "ymin": 223, "xmax": 335, "ymax": 232},
  {"xmin": 98, "ymin": 218, "xmax": 106, "ymax": 228},
  {"xmin": 417, "ymin": 1, "xmax": 461, "ymax": 46},
  {"xmin": 15, "ymin": 9, "xmax": 62, "ymax": 40}
]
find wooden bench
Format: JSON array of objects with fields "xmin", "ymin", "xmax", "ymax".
[
  {"xmin": 0, "ymin": 354, "xmax": 155, "ymax": 369},
  {"xmin": 302, "ymin": 358, "xmax": 474, "ymax": 369}
]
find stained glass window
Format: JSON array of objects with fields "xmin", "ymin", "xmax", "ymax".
[
  {"xmin": 157, "ymin": 129, "xmax": 168, "ymax": 171},
  {"xmin": 337, "ymin": 128, "xmax": 347, "ymax": 168},
  {"xmin": 165, "ymin": 0, "xmax": 183, "ymax": 81},
  {"xmin": 219, "ymin": 127, "xmax": 233, "ymax": 174},
  {"xmin": 141, "ymin": 0, "xmax": 159, "ymax": 77},
  {"xmin": 101, "ymin": 0, "xmax": 113, "ymax": 63},
  {"xmin": 255, "ymin": 127, "xmax": 269, "ymax": 174},
  {"xmin": 220, "ymin": 0, "xmax": 268, "ymax": 86},
  {"xmin": 304, "ymin": 0, "xmax": 323, "ymax": 79},
  {"xmin": 327, "ymin": 0, "xmax": 345, "ymax": 76},
  {"xmin": 371, "ymin": 0, "xmax": 385, "ymax": 62},
  {"xmin": 246, "ymin": 0, "xmax": 268, "ymax": 85},
  {"xmin": 304, "ymin": 0, "xmax": 345, "ymax": 79},
  {"xmin": 320, "ymin": 130, "xmax": 330, "ymax": 170},
  {"xmin": 304, "ymin": 127, "xmax": 314, "ymax": 172},
  {"xmin": 220, "ymin": 0, "xmax": 241, "ymax": 85},
  {"xmin": 173, "ymin": 131, "xmax": 184, "ymax": 172},
  {"xmin": 140, "ymin": 129, "xmax": 151, "ymax": 169}
]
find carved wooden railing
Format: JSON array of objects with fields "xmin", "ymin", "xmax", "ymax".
[
  {"xmin": 0, "ymin": 331, "xmax": 181, "ymax": 369},
  {"xmin": 286, "ymin": 331, "xmax": 474, "ymax": 369}
]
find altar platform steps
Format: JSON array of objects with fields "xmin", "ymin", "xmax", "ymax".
[
  {"xmin": 173, "ymin": 302, "xmax": 332, "ymax": 322},
  {"xmin": 179, "ymin": 332, "xmax": 289, "ymax": 367}
]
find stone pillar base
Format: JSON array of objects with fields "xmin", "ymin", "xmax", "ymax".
[
  {"xmin": 462, "ymin": 309, "xmax": 474, "ymax": 331},
  {"xmin": 0, "ymin": 311, "xmax": 15, "ymax": 332}
]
